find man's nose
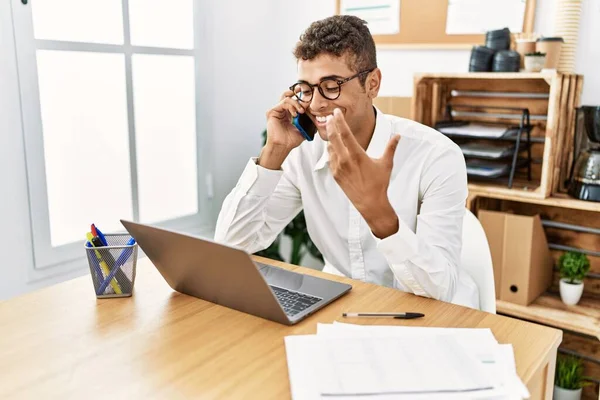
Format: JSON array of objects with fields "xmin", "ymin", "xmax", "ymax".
[{"xmin": 309, "ymin": 88, "xmax": 329, "ymax": 112}]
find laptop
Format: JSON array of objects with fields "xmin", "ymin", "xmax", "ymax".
[{"xmin": 120, "ymin": 220, "xmax": 352, "ymax": 325}]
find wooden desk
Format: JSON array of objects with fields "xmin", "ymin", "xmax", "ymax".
[{"xmin": 0, "ymin": 256, "xmax": 562, "ymax": 399}]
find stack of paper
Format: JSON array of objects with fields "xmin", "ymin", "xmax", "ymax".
[
  {"xmin": 459, "ymin": 142, "xmax": 516, "ymax": 159},
  {"xmin": 466, "ymin": 159, "xmax": 511, "ymax": 178},
  {"xmin": 284, "ymin": 323, "xmax": 530, "ymax": 400},
  {"xmin": 437, "ymin": 123, "xmax": 513, "ymax": 139}
]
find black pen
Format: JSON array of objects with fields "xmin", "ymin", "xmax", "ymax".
[{"xmin": 342, "ymin": 312, "xmax": 425, "ymax": 319}]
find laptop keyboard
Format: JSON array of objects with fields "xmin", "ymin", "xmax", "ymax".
[{"xmin": 270, "ymin": 285, "xmax": 322, "ymax": 316}]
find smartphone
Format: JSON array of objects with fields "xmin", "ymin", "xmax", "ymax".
[{"xmin": 292, "ymin": 112, "xmax": 317, "ymax": 141}]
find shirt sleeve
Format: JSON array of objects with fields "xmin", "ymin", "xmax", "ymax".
[
  {"xmin": 214, "ymin": 157, "xmax": 303, "ymax": 254},
  {"xmin": 375, "ymin": 145, "xmax": 467, "ymax": 302}
]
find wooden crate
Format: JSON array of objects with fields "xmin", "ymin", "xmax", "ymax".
[
  {"xmin": 412, "ymin": 72, "xmax": 583, "ymax": 199},
  {"xmin": 552, "ymin": 75, "xmax": 585, "ymax": 195}
]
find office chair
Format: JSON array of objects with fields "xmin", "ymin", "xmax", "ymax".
[{"xmin": 460, "ymin": 208, "xmax": 497, "ymax": 313}]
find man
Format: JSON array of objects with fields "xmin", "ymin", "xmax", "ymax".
[{"xmin": 215, "ymin": 15, "xmax": 479, "ymax": 309}]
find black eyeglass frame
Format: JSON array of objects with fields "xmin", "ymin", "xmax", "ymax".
[{"xmin": 289, "ymin": 68, "xmax": 375, "ymax": 103}]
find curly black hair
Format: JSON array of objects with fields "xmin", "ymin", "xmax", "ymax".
[{"xmin": 293, "ymin": 15, "xmax": 377, "ymax": 86}]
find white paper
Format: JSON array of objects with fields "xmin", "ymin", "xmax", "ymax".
[
  {"xmin": 317, "ymin": 335, "xmax": 492, "ymax": 395},
  {"xmin": 285, "ymin": 324, "xmax": 530, "ymax": 400},
  {"xmin": 446, "ymin": 0, "xmax": 527, "ymax": 34},
  {"xmin": 340, "ymin": 0, "xmax": 400, "ymax": 35},
  {"xmin": 496, "ymin": 344, "xmax": 531, "ymax": 399},
  {"xmin": 466, "ymin": 160, "xmax": 510, "ymax": 177},
  {"xmin": 459, "ymin": 143, "xmax": 515, "ymax": 158},
  {"xmin": 318, "ymin": 323, "xmax": 499, "ymax": 363},
  {"xmin": 285, "ymin": 335, "xmax": 321, "ymax": 400},
  {"xmin": 437, "ymin": 123, "xmax": 510, "ymax": 138}
]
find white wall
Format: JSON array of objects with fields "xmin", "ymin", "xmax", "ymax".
[
  {"xmin": 208, "ymin": 0, "xmax": 336, "ymax": 213},
  {"xmin": 205, "ymin": 0, "xmax": 335, "ymax": 267},
  {"xmin": 0, "ymin": 0, "xmax": 87, "ymax": 300},
  {"xmin": 576, "ymin": 0, "xmax": 600, "ymax": 105},
  {"xmin": 0, "ymin": 0, "xmax": 33, "ymax": 299},
  {"xmin": 209, "ymin": 0, "xmax": 285, "ymax": 210}
]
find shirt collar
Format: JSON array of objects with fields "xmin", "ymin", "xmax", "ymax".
[{"xmin": 314, "ymin": 106, "xmax": 391, "ymax": 171}]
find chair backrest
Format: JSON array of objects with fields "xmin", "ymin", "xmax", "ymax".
[{"xmin": 461, "ymin": 209, "xmax": 496, "ymax": 313}]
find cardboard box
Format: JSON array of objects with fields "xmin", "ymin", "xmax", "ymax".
[{"xmin": 478, "ymin": 210, "xmax": 554, "ymax": 306}]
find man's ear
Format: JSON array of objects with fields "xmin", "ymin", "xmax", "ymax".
[{"xmin": 367, "ymin": 68, "xmax": 382, "ymax": 99}]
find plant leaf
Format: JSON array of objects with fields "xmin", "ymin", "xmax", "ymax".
[
  {"xmin": 555, "ymin": 354, "xmax": 586, "ymax": 390},
  {"xmin": 558, "ymin": 251, "xmax": 590, "ymax": 283}
]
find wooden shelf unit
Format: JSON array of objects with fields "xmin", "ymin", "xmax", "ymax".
[
  {"xmin": 414, "ymin": 72, "xmax": 558, "ymax": 81},
  {"xmin": 498, "ymin": 294, "xmax": 600, "ymax": 399},
  {"xmin": 469, "ymin": 191, "xmax": 600, "ymax": 398},
  {"xmin": 497, "ymin": 295, "xmax": 600, "ymax": 400},
  {"xmin": 497, "ymin": 294, "xmax": 600, "ymax": 340},
  {"xmin": 468, "ymin": 189, "xmax": 600, "ymax": 212},
  {"xmin": 412, "ymin": 72, "xmax": 583, "ymax": 199}
]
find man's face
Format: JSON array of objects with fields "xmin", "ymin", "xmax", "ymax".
[{"xmin": 297, "ymin": 53, "xmax": 378, "ymax": 141}]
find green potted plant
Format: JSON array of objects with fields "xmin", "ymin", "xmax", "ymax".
[
  {"xmin": 554, "ymin": 355, "xmax": 589, "ymax": 400},
  {"xmin": 558, "ymin": 251, "xmax": 590, "ymax": 305},
  {"xmin": 524, "ymin": 51, "xmax": 546, "ymax": 72}
]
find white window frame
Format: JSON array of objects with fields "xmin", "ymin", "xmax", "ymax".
[{"xmin": 10, "ymin": 0, "xmax": 215, "ymax": 280}]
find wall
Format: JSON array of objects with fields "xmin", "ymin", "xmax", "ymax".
[
  {"xmin": 0, "ymin": 0, "xmax": 87, "ymax": 300},
  {"xmin": 206, "ymin": 0, "xmax": 335, "ymax": 267},
  {"xmin": 0, "ymin": 0, "xmax": 32, "ymax": 299},
  {"xmin": 576, "ymin": 0, "xmax": 600, "ymax": 105},
  {"xmin": 209, "ymin": 0, "xmax": 335, "ymax": 216}
]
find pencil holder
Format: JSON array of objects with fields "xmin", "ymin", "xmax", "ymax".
[{"xmin": 85, "ymin": 233, "xmax": 138, "ymax": 298}]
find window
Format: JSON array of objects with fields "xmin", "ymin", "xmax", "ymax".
[{"xmin": 11, "ymin": 0, "xmax": 211, "ymax": 273}]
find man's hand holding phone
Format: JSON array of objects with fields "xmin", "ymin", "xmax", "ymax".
[{"xmin": 259, "ymin": 90, "xmax": 309, "ymax": 170}]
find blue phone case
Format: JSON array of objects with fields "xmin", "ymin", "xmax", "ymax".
[{"xmin": 292, "ymin": 115, "xmax": 314, "ymax": 142}]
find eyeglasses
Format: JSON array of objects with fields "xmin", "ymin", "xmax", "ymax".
[{"xmin": 289, "ymin": 69, "xmax": 374, "ymax": 103}]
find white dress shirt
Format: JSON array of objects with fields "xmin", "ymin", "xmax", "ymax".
[{"xmin": 215, "ymin": 108, "xmax": 479, "ymax": 309}]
